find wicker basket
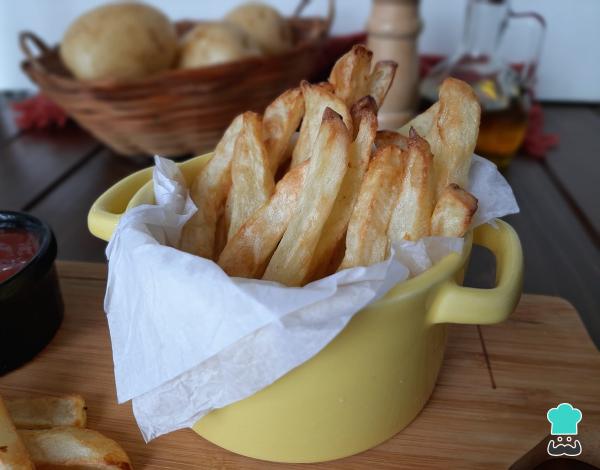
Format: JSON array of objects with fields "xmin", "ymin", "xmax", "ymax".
[{"xmin": 19, "ymin": 1, "xmax": 333, "ymax": 157}]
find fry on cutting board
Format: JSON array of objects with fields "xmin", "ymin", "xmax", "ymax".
[
  {"xmin": 0, "ymin": 396, "xmax": 35, "ymax": 470},
  {"xmin": 264, "ymin": 108, "xmax": 350, "ymax": 286},
  {"xmin": 340, "ymin": 145, "xmax": 406, "ymax": 270},
  {"xmin": 388, "ymin": 128, "xmax": 435, "ymax": 244},
  {"xmin": 291, "ymin": 81, "xmax": 352, "ymax": 168},
  {"xmin": 430, "ymin": 183, "xmax": 478, "ymax": 237},
  {"xmin": 20, "ymin": 427, "xmax": 132, "ymax": 470},
  {"xmin": 218, "ymin": 161, "xmax": 308, "ymax": 278},
  {"xmin": 306, "ymin": 96, "xmax": 378, "ymax": 281},
  {"xmin": 6, "ymin": 394, "xmax": 86, "ymax": 430},
  {"xmin": 225, "ymin": 112, "xmax": 274, "ymax": 241},
  {"xmin": 180, "ymin": 113, "xmax": 244, "ymax": 259}
]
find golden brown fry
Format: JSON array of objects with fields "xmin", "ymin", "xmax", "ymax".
[
  {"xmin": 388, "ymin": 128, "xmax": 435, "ymax": 243},
  {"xmin": 6, "ymin": 395, "xmax": 86, "ymax": 430},
  {"xmin": 264, "ymin": 108, "xmax": 350, "ymax": 286},
  {"xmin": 226, "ymin": 112, "xmax": 275, "ymax": 240},
  {"xmin": 20, "ymin": 427, "xmax": 132, "ymax": 470},
  {"xmin": 430, "ymin": 183, "xmax": 478, "ymax": 237},
  {"xmin": 398, "ymin": 102, "xmax": 439, "ymax": 138},
  {"xmin": 291, "ymin": 81, "xmax": 352, "ymax": 168},
  {"xmin": 339, "ymin": 145, "xmax": 406, "ymax": 270},
  {"xmin": 328, "ymin": 44, "xmax": 373, "ymax": 107},
  {"xmin": 218, "ymin": 162, "xmax": 308, "ymax": 278},
  {"xmin": 374, "ymin": 130, "xmax": 408, "ymax": 150},
  {"xmin": 263, "ymin": 87, "xmax": 304, "ymax": 174},
  {"xmin": 306, "ymin": 96, "xmax": 378, "ymax": 281},
  {"xmin": 367, "ymin": 60, "xmax": 397, "ymax": 109},
  {"xmin": 399, "ymin": 78, "xmax": 480, "ymax": 197},
  {"xmin": 180, "ymin": 113, "xmax": 244, "ymax": 259},
  {"xmin": 0, "ymin": 396, "xmax": 35, "ymax": 470}
]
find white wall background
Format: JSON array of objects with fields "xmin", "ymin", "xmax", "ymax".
[{"xmin": 0, "ymin": 0, "xmax": 598, "ymax": 101}]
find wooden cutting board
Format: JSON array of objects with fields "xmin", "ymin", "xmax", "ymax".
[{"xmin": 1, "ymin": 261, "xmax": 599, "ymax": 469}]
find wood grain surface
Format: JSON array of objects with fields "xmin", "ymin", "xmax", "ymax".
[
  {"xmin": 0, "ymin": 262, "xmax": 598, "ymax": 469},
  {"xmin": 29, "ymin": 149, "xmax": 148, "ymax": 261},
  {"xmin": 503, "ymin": 157, "xmax": 600, "ymax": 348},
  {"xmin": 543, "ymin": 106, "xmax": 600, "ymax": 235}
]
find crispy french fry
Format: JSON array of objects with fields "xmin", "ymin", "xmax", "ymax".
[
  {"xmin": 218, "ymin": 162, "xmax": 308, "ymax": 278},
  {"xmin": 374, "ymin": 130, "xmax": 408, "ymax": 150},
  {"xmin": 263, "ymin": 87, "xmax": 304, "ymax": 174},
  {"xmin": 264, "ymin": 108, "xmax": 350, "ymax": 286},
  {"xmin": 20, "ymin": 427, "xmax": 132, "ymax": 470},
  {"xmin": 339, "ymin": 145, "xmax": 406, "ymax": 269},
  {"xmin": 226, "ymin": 112, "xmax": 274, "ymax": 240},
  {"xmin": 399, "ymin": 78, "xmax": 480, "ymax": 197},
  {"xmin": 367, "ymin": 60, "xmax": 397, "ymax": 109},
  {"xmin": 306, "ymin": 96, "xmax": 378, "ymax": 281},
  {"xmin": 398, "ymin": 102, "xmax": 439, "ymax": 138},
  {"xmin": 6, "ymin": 395, "xmax": 86, "ymax": 430},
  {"xmin": 180, "ymin": 113, "xmax": 244, "ymax": 259},
  {"xmin": 388, "ymin": 128, "xmax": 435, "ymax": 243},
  {"xmin": 430, "ymin": 183, "xmax": 478, "ymax": 237},
  {"xmin": 328, "ymin": 44, "xmax": 373, "ymax": 107},
  {"xmin": 291, "ymin": 81, "xmax": 352, "ymax": 168},
  {"xmin": 0, "ymin": 396, "xmax": 35, "ymax": 470}
]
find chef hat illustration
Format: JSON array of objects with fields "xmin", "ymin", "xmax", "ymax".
[{"xmin": 547, "ymin": 403, "xmax": 582, "ymax": 435}]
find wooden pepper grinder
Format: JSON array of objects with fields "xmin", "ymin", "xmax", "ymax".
[{"xmin": 367, "ymin": 0, "xmax": 421, "ymax": 129}]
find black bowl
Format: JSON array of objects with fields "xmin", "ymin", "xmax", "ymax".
[{"xmin": 0, "ymin": 211, "xmax": 63, "ymax": 375}]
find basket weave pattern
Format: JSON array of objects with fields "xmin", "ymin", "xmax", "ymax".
[{"xmin": 20, "ymin": 14, "xmax": 331, "ymax": 157}]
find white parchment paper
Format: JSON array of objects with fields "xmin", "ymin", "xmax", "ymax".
[{"xmin": 104, "ymin": 154, "xmax": 518, "ymax": 441}]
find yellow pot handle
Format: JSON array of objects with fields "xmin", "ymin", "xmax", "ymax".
[
  {"xmin": 87, "ymin": 166, "xmax": 153, "ymax": 242},
  {"xmin": 428, "ymin": 220, "xmax": 523, "ymax": 325}
]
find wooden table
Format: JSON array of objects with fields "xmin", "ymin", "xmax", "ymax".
[
  {"xmin": 1, "ymin": 262, "xmax": 599, "ymax": 469},
  {"xmin": 0, "ymin": 94, "xmax": 599, "ymax": 348}
]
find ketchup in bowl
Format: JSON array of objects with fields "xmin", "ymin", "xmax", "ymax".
[
  {"xmin": 0, "ymin": 229, "xmax": 39, "ymax": 283},
  {"xmin": 0, "ymin": 212, "xmax": 63, "ymax": 375}
]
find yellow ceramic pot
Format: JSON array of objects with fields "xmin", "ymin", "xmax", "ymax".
[{"xmin": 88, "ymin": 153, "xmax": 523, "ymax": 463}]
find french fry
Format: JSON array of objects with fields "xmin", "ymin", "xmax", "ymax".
[
  {"xmin": 374, "ymin": 130, "xmax": 408, "ymax": 150},
  {"xmin": 218, "ymin": 162, "xmax": 308, "ymax": 278},
  {"xmin": 180, "ymin": 113, "xmax": 244, "ymax": 259},
  {"xmin": 306, "ymin": 96, "xmax": 378, "ymax": 281},
  {"xmin": 399, "ymin": 78, "xmax": 480, "ymax": 197},
  {"xmin": 328, "ymin": 44, "xmax": 373, "ymax": 107},
  {"xmin": 291, "ymin": 81, "xmax": 352, "ymax": 168},
  {"xmin": 339, "ymin": 145, "xmax": 406, "ymax": 270},
  {"xmin": 6, "ymin": 395, "xmax": 86, "ymax": 430},
  {"xmin": 226, "ymin": 112, "xmax": 274, "ymax": 240},
  {"xmin": 263, "ymin": 87, "xmax": 304, "ymax": 174},
  {"xmin": 367, "ymin": 60, "xmax": 397, "ymax": 109},
  {"xmin": 20, "ymin": 427, "xmax": 132, "ymax": 470},
  {"xmin": 0, "ymin": 396, "xmax": 35, "ymax": 470},
  {"xmin": 388, "ymin": 128, "xmax": 435, "ymax": 243},
  {"xmin": 264, "ymin": 108, "xmax": 350, "ymax": 286},
  {"xmin": 398, "ymin": 102, "xmax": 439, "ymax": 138},
  {"xmin": 430, "ymin": 183, "xmax": 478, "ymax": 237}
]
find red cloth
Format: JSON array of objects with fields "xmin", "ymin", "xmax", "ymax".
[{"xmin": 10, "ymin": 94, "xmax": 69, "ymax": 130}]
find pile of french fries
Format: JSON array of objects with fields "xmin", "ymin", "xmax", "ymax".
[
  {"xmin": 0, "ymin": 394, "xmax": 132, "ymax": 469},
  {"xmin": 181, "ymin": 45, "xmax": 481, "ymax": 287}
]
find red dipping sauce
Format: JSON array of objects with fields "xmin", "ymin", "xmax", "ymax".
[{"xmin": 0, "ymin": 228, "xmax": 39, "ymax": 283}]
